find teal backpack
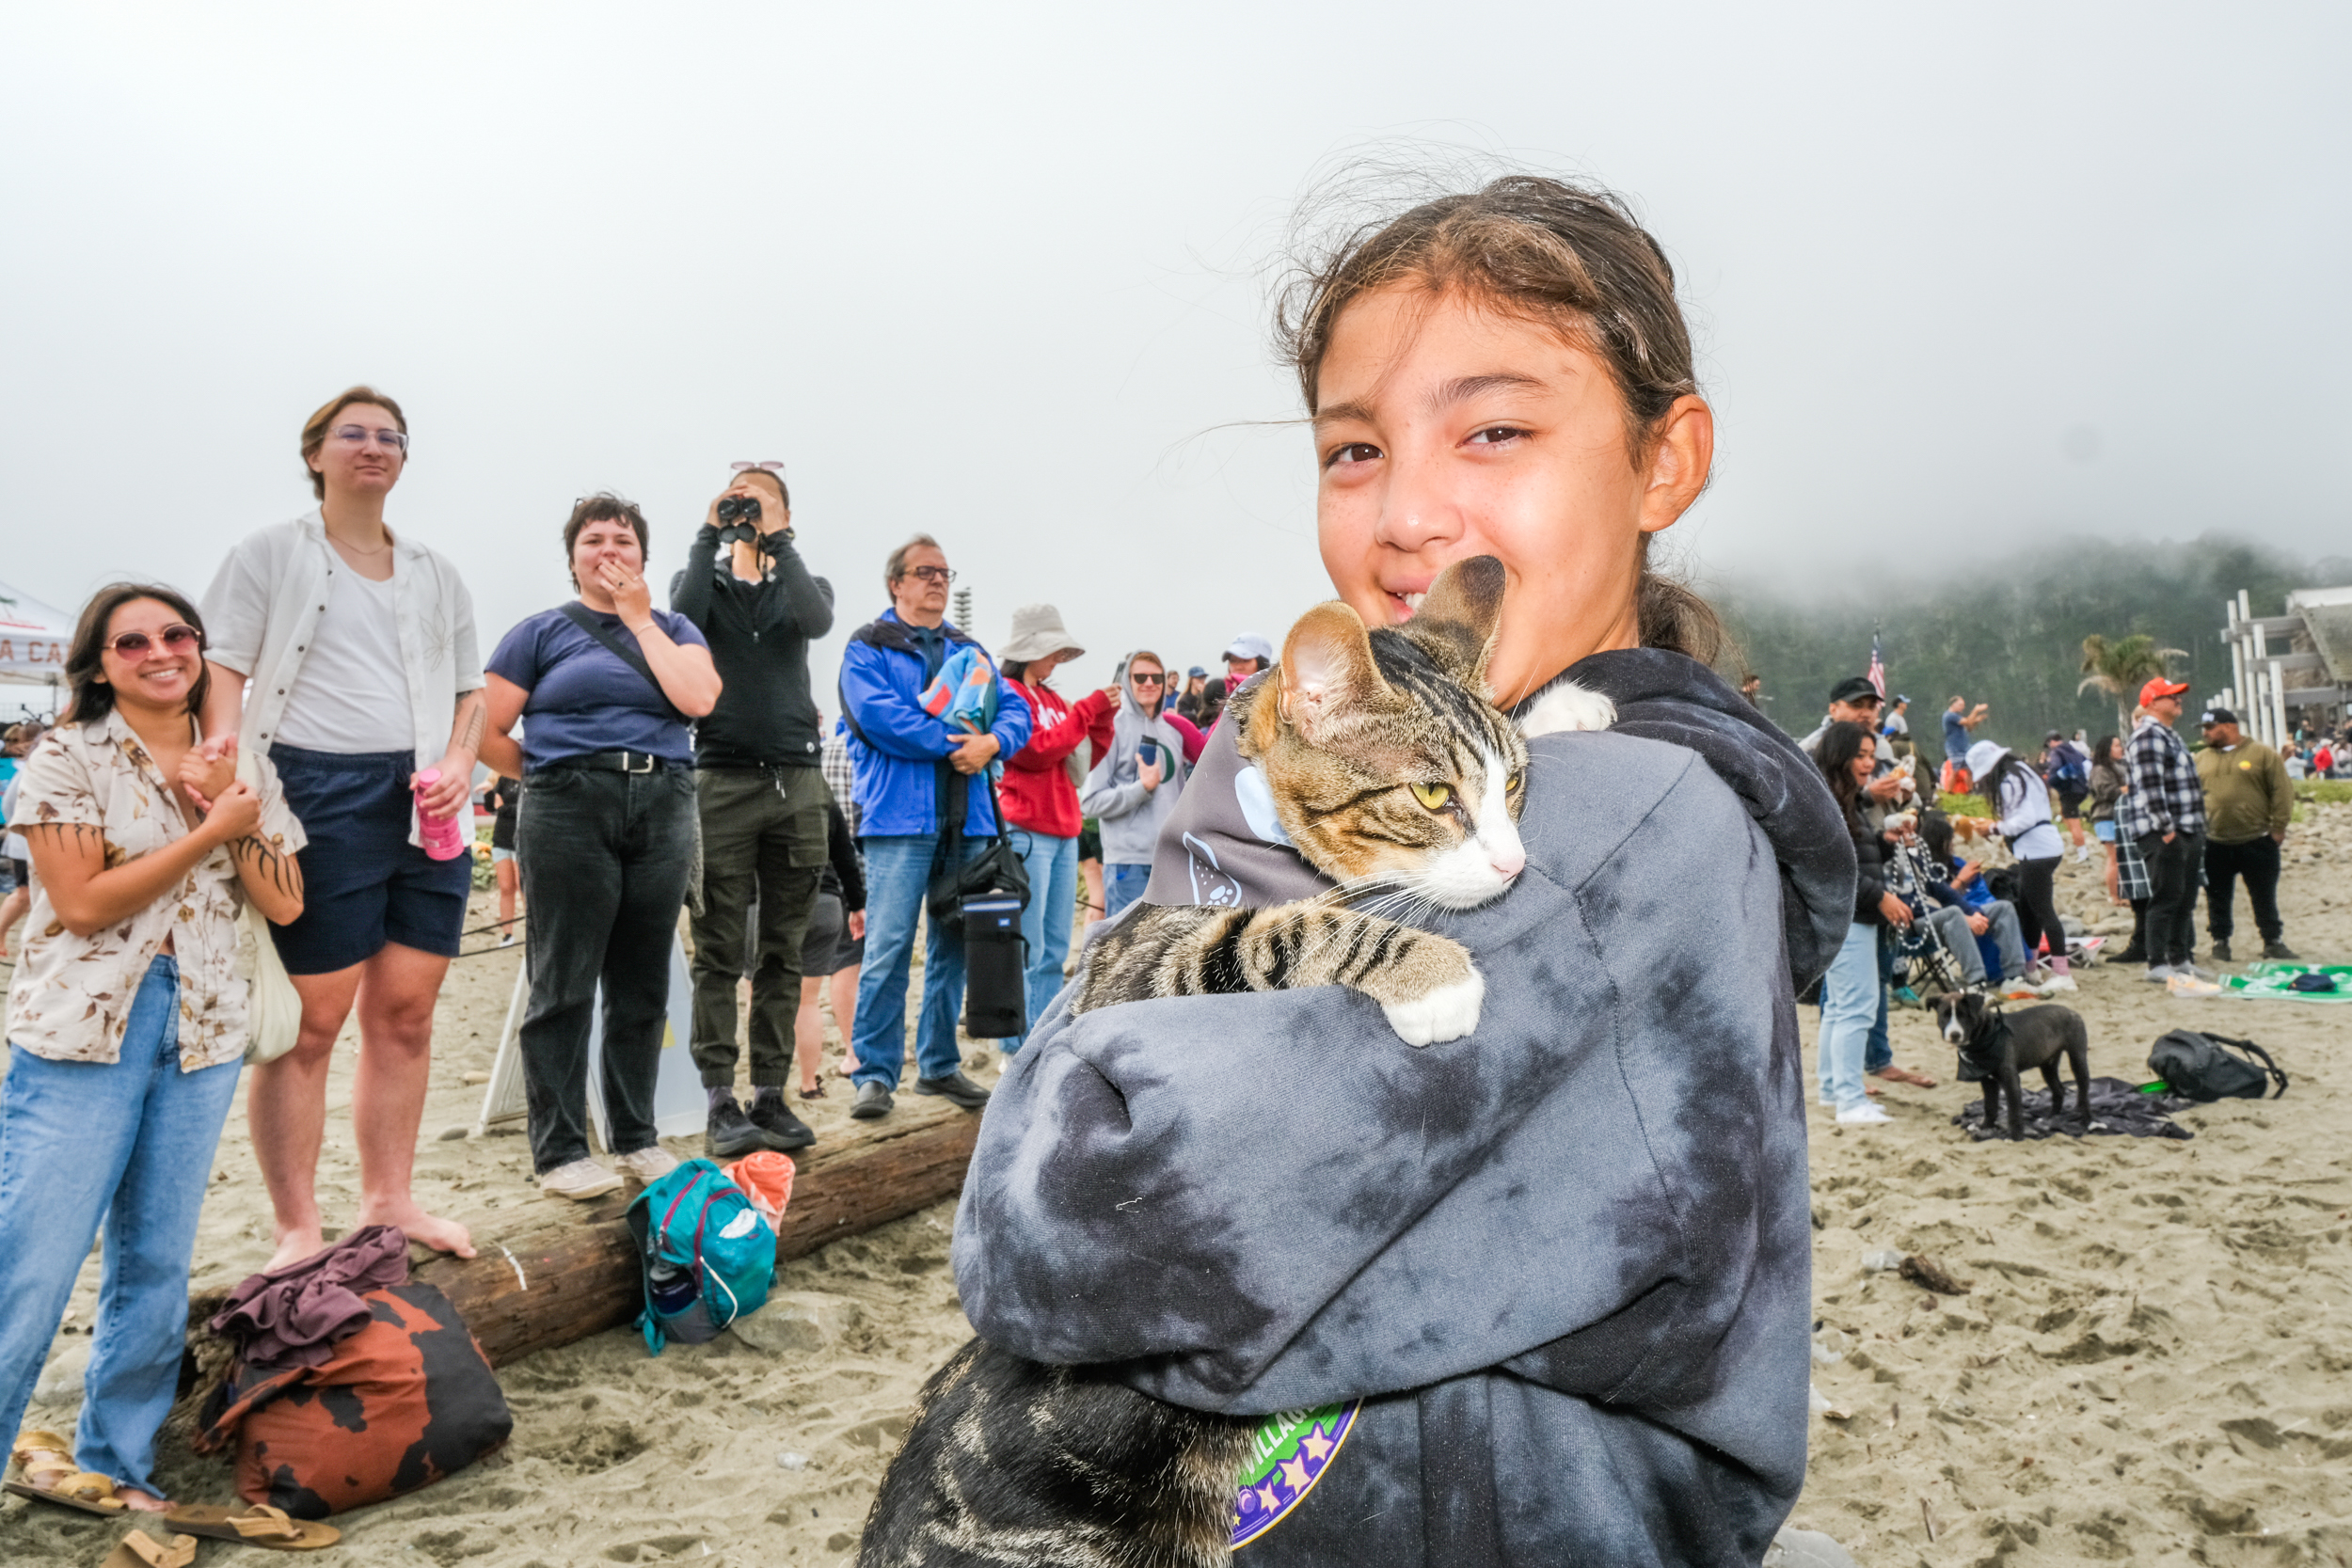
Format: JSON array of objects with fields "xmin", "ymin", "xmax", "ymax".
[{"xmin": 623, "ymin": 1159, "xmax": 777, "ymax": 1354}]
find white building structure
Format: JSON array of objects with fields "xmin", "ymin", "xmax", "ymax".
[{"xmin": 2216, "ymin": 586, "xmax": 2352, "ymax": 749}]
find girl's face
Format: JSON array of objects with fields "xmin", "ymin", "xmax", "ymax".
[
  {"xmin": 1851, "ymin": 737, "xmax": 1878, "ymax": 786},
  {"xmin": 1312, "ymin": 286, "xmax": 1712, "ymax": 705},
  {"xmin": 98, "ymin": 597, "xmax": 202, "ymax": 714},
  {"xmin": 572, "ymin": 518, "xmax": 644, "ymax": 587}
]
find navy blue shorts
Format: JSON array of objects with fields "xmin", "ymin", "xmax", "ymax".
[{"xmin": 268, "ymin": 744, "xmax": 472, "ymax": 974}]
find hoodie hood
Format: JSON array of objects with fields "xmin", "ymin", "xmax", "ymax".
[{"xmin": 1540, "ymin": 649, "xmax": 1855, "ymax": 991}]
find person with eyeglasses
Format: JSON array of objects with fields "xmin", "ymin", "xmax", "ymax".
[
  {"xmin": 198, "ymin": 385, "xmax": 488, "ymax": 1268},
  {"xmin": 667, "ymin": 462, "xmax": 835, "ymax": 1159},
  {"xmin": 836, "ymin": 534, "xmax": 1031, "ymax": 1123},
  {"xmin": 2, "ymin": 583, "xmax": 303, "ymax": 1515},
  {"xmin": 1078, "ymin": 649, "xmax": 1188, "ymax": 920}
]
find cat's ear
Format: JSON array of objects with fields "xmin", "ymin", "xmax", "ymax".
[
  {"xmin": 1406, "ymin": 555, "xmax": 1505, "ymax": 688},
  {"xmin": 1279, "ymin": 602, "xmax": 1394, "ymax": 742}
]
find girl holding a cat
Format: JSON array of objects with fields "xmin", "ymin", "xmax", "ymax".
[{"xmin": 921, "ymin": 175, "xmax": 1853, "ymax": 1567}]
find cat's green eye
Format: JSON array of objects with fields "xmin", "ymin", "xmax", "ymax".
[{"xmin": 1410, "ymin": 782, "xmax": 1453, "ymax": 812}]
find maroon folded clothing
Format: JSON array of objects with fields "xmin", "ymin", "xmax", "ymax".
[{"xmin": 211, "ymin": 1224, "xmax": 411, "ymax": 1370}]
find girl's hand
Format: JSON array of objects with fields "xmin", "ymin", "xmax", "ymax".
[
  {"xmin": 203, "ymin": 780, "xmax": 263, "ymax": 846},
  {"xmin": 1879, "ymin": 891, "xmax": 1914, "ymax": 928},
  {"xmin": 179, "ymin": 743, "xmax": 235, "ymax": 813},
  {"xmin": 597, "ymin": 560, "xmax": 655, "ymax": 629},
  {"xmin": 848, "ymin": 910, "xmax": 866, "ymax": 941}
]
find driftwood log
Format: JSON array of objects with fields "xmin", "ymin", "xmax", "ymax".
[{"xmin": 187, "ymin": 1099, "xmax": 980, "ymax": 1371}]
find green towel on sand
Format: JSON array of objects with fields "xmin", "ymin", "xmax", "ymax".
[{"xmin": 2223, "ymin": 962, "xmax": 2352, "ymax": 1004}]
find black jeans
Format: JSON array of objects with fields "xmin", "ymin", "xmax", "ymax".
[
  {"xmin": 686, "ymin": 767, "xmax": 829, "ymax": 1089},
  {"xmin": 2011, "ymin": 855, "xmax": 2064, "ymax": 962},
  {"xmin": 2137, "ymin": 830, "xmax": 2203, "ymax": 969},
  {"xmin": 2204, "ymin": 836, "xmax": 2282, "ymax": 943},
  {"xmin": 516, "ymin": 764, "xmax": 698, "ymax": 1173}
]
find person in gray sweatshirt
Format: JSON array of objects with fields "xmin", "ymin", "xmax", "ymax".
[
  {"xmin": 947, "ymin": 172, "xmax": 1855, "ymax": 1566},
  {"xmin": 1080, "ymin": 649, "xmax": 1189, "ymax": 921}
]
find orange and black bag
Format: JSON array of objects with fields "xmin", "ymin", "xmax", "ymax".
[{"xmin": 196, "ymin": 1281, "xmax": 512, "ymax": 1518}]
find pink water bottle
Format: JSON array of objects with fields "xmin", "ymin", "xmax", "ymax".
[{"xmin": 413, "ymin": 769, "xmax": 469, "ymax": 861}]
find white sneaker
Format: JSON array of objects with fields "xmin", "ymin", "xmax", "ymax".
[
  {"xmin": 2168, "ymin": 972, "xmax": 2222, "ymax": 998},
  {"xmin": 2143, "ymin": 964, "xmax": 2174, "ymax": 983},
  {"xmin": 540, "ymin": 1157, "xmax": 623, "ymax": 1200},
  {"xmin": 1836, "ymin": 1102, "xmax": 1894, "ymax": 1125},
  {"xmin": 613, "ymin": 1145, "xmax": 679, "ymax": 1184},
  {"xmin": 2041, "ymin": 974, "xmax": 2078, "ymax": 993}
]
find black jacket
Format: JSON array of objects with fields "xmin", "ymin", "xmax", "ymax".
[
  {"xmin": 668, "ymin": 528, "xmax": 834, "ymax": 768},
  {"xmin": 1847, "ymin": 802, "xmax": 1888, "ymax": 925}
]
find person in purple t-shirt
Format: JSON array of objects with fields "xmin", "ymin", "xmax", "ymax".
[{"xmin": 480, "ymin": 493, "xmax": 721, "ymax": 1201}]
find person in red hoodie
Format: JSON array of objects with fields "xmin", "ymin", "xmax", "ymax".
[{"xmin": 996, "ymin": 605, "xmax": 1116, "ymax": 1051}]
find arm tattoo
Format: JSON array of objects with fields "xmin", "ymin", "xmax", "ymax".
[
  {"xmin": 454, "ymin": 691, "xmax": 487, "ymax": 755},
  {"xmin": 20, "ymin": 821, "xmax": 107, "ymax": 858},
  {"xmin": 230, "ymin": 835, "xmax": 305, "ymax": 901}
]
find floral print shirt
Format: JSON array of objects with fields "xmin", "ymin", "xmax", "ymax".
[{"xmin": 4, "ymin": 711, "xmax": 305, "ymax": 1070}]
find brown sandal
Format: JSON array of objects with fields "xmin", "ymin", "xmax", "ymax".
[
  {"xmin": 8, "ymin": 1429, "xmax": 128, "ymax": 1516},
  {"xmin": 103, "ymin": 1530, "xmax": 199, "ymax": 1568},
  {"xmin": 161, "ymin": 1502, "xmax": 340, "ymax": 1550}
]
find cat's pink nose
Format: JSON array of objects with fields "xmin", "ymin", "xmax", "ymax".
[{"xmin": 1490, "ymin": 846, "xmax": 1526, "ymax": 879}]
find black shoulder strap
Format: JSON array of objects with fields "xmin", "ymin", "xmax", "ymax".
[
  {"xmin": 2204, "ymin": 1033, "xmax": 2290, "ymax": 1099},
  {"xmin": 559, "ymin": 603, "xmax": 685, "ymax": 723}
]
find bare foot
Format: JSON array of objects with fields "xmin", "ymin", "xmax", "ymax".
[
  {"xmin": 358, "ymin": 1200, "xmax": 476, "ymax": 1259},
  {"xmin": 118, "ymin": 1487, "xmax": 169, "ymax": 1513},
  {"xmin": 265, "ymin": 1228, "xmax": 327, "ymax": 1272}
]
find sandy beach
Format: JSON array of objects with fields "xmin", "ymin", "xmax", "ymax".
[{"xmin": 3, "ymin": 804, "xmax": 2347, "ymax": 1567}]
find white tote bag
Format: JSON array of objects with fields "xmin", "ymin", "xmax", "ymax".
[{"xmin": 237, "ymin": 747, "xmax": 302, "ymax": 1065}]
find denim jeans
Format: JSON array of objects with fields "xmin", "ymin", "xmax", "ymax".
[
  {"xmin": 852, "ymin": 834, "xmax": 990, "ymax": 1089},
  {"xmin": 0, "ymin": 956, "xmax": 241, "ymax": 1494},
  {"xmin": 1103, "ymin": 863, "xmax": 1152, "ymax": 921},
  {"xmin": 1864, "ymin": 925, "xmax": 1893, "ymax": 1074},
  {"xmin": 516, "ymin": 765, "xmax": 698, "ymax": 1172},
  {"xmin": 1819, "ymin": 923, "xmax": 1880, "ymax": 1111},
  {"xmin": 1002, "ymin": 830, "xmax": 1078, "ymax": 1051},
  {"xmin": 1923, "ymin": 905, "xmax": 1989, "ymax": 986}
]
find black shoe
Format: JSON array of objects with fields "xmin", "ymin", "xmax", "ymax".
[
  {"xmin": 914, "ymin": 1071, "xmax": 993, "ymax": 1111},
  {"xmin": 747, "ymin": 1089, "xmax": 817, "ymax": 1152},
  {"xmin": 2210, "ymin": 938, "xmax": 2232, "ymax": 963},
  {"xmin": 2263, "ymin": 939, "xmax": 2300, "ymax": 961},
  {"xmin": 706, "ymin": 1094, "xmax": 767, "ymax": 1160},
  {"xmin": 2111, "ymin": 943, "xmax": 2148, "ymax": 965},
  {"xmin": 850, "ymin": 1081, "xmax": 895, "ymax": 1120}
]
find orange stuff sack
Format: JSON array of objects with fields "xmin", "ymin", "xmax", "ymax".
[
  {"xmin": 723, "ymin": 1151, "xmax": 795, "ymax": 1226},
  {"xmin": 196, "ymin": 1282, "xmax": 512, "ymax": 1519}
]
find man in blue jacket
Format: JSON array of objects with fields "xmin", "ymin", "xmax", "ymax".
[{"xmin": 839, "ymin": 534, "xmax": 1032, "ymax": 1122}]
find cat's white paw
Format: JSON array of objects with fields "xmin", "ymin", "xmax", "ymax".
[
  {"xmin": 1381, "ymin": 967, "xmax": 1486, "ymax": 1047},
  {"xmin": 1518, "ymin": 681, "xmax": 1616, "ymax": 737}
]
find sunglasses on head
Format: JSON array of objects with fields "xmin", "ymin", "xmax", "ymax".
[
  {"xmin": 106, "ymin": 625, "xmax": 204, "ymax": 658},
  {"xmin": 731, "ymin": 460, "xmax": 785, "ymax": 475}
]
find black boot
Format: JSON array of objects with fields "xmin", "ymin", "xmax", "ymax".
[
  {"xmin": 706, "ymin": 1087, "xmax": 767, "ymax": 1160},
  {"xmin": 2210, "ymin": 937, "xmax": 2232, "ymax": 963},
  {"xmin": 2263, "ymin": 938, "xmax": 2300, "ymax": 960},
  {"xmin": 747, "ymin": 1086, "xmax": 817, "ymax": 1152}
]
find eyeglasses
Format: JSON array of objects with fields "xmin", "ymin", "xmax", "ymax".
[
  {"xmin": 1129, "ymin": 672, "xmax": 1166, "ymax": 687},
  {"xmin": 899, "ymin": 565, "xmax": 956, "ymax": 585},
  {"xmin": 330, "ymin": 424, "xmax": 408, "ymax": 452},
  {"xmin": 105, "ymin": 625, "xmax": 204, "ymax": 658},
  {"xmin": 730, "ymin": 460, "xmax": 785, "ymax": 475}
]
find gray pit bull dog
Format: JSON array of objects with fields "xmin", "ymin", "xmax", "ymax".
[{"xmin": 1932, "ymin": 991, "xmax": 2092, "ymax": 1140}]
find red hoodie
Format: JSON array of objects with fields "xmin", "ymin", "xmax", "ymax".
[{"xmin": 1002, "ymin": 679, "xmax": 1115, "ymax": 839}]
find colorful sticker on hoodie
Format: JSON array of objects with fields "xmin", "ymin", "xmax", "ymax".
[{"xmin": 1232, "ymin": 1400, "xmax": 1358, "ymax": 1548}]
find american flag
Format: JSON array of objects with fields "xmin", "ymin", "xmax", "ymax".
[{"xmin": 1867, "ymin": 630, "xmax": 1886, "ymax": 700}]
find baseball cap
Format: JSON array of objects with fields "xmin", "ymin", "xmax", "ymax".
[
  {"xmin": 1224, "ymin": 633, "xmax": 1275, "ymax": 664},
  {"xmin": 1187, "ymin": 666, "xmax": 1207, "ymax": 680},
  {"xmin": 1828, "ymin": 675, "xmax": 1882, "ymax": 705},
  {"xmin": 2138, "ymin": 677, "xmax": 2191, "ymax": 705},
  {"xmin": 2046, "ymin": 730, "xmax": 2064, "ymax": 741},
  {"xmin": 2200, "ymin": 706, "xmax": 2238, "ymax": 727}
]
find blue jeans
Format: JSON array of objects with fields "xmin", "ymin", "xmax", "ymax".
[
  {"xmin": 1103, "ymin": 863, "xmax": 1152, "ymax": 921},
  {"xmin": 0, "ymin": 957, "xmax": 241, "ymax": 1494},
  {"xmin": 1819, "ymin": 923, "xmax": 1881, "ymax": 1112},
  {"xmin": 1865, "ymin": 925, "xmax": 1893, "ymax": 1074},
  {"xmin": 1002, "ymin": 830, "xmax": 1078, "ymax": 1051},
  {"xmin": 852, "ymin": 835, "xmax": 989, "ymax": 1089}
]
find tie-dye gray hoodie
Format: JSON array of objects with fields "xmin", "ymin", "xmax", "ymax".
[{"xmin": 953, "ymin": 650, "xmax": 1853, "ymax": 1567}]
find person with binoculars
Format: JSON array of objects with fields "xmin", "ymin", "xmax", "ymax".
[{"xmin": 668, "ymin": 463, "xmax": 838, "ymax": 1158}]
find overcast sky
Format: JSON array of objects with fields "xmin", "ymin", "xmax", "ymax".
[{"xmin": 4, "ymin": 3, "xmax": 2345, "ymax": 701}]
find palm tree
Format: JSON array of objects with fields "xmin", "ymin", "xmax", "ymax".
[{"xmin": 2079, "ymin": 634, "xmax": 2187, "ymax": 736}]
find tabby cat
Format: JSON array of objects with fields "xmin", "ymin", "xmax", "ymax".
[{"xmin": 856, "ymin": 556, "xmax": 1613, "ymax": 1568}]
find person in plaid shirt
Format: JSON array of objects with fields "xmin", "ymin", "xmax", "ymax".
[{"xmin": 2119, "ymin": 677, "xmax": 2209, "ymax": 984}]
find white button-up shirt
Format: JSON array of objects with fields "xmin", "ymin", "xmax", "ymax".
[
  {"xmin": 4, "ymin": 712, "xmax": 307, "ymax": 1069},
  {"xmin": 200, "ymin": 510, "xmax": 484, "ymax": 846}
]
